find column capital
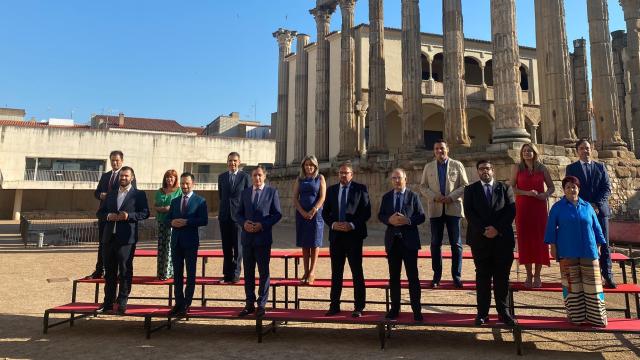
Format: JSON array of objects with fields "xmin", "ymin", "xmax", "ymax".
[
  {"xmin": 273, "ymin": 28, "xmax": 297, "ymax": 52},
  {"xmin": 310, "ymin": 3, "xmax": 337, "ymax": 22},
  {"xmin": 338, "ymin": 0, "xmax": 357, "ymax": 12}
]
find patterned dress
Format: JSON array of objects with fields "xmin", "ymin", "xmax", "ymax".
[
  {"xmin": 515, "ymin": 168, "xmax": 550, "ymax": 266},
  {"xmin": 154, "ymin": 187, "xmax": 182, "ymax": 279},
  {"xmin": 295, "ymin": 176, "xmax": 324, "ymax": 248}
]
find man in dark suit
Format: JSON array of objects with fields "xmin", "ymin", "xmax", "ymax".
[
  {"xmin": 565, "ymin": 138, "xmax": 616, "ymax": 288},
  {"xmin": 168, "ymin": 172, "xmax": 209, "ymax": 316},
  {"xmin": 322, "ymin": 161, "xmax": 371, "ymax": 318},
  {"xmin": 87, "ymin": 150, "xmax": 136, "ymax": 279},
  {"xmin": 236, "ymin": 165, "xmax": 282, "ymax": 317},
  {"xmin": 96, "ymin": 166, "xmax": 149, "ymax": 314},
  {"xmin": 463, "ymin": 159, "xmax": 516, "ymax": 326},
  {"xmin": 378, "ymin": 168, "xmax": 426, "ymax": 321},
  {"xmin": 218, "ymin": 152, "xmax": 251, "ymax": 283}
]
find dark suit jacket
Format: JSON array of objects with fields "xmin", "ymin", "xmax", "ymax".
[
  {"xmin": 322, "ymin": 181, "xmax": 371, "ymax": 242},
  {"xmin": 218, "ymin": 171, "xmax": 251, "ymax": 222},
  {"xmin": 565, "ymin": 161, "xmax": 611, "ymax": 217},
  {"xmin": 94, "ymin": 169, "xmax": 137, "ymax": 201},
  {"xmin": 378, "ymin": 188, "xmax": 426, "ymax": 252},
  {"xmin": 167, "ymin": 192, "xmax": 208, "ymax": 245},
  {"xmin": 236, "ymin": 186, "xmax": 282, "ymax": 247},
  {"xmin": 97, "ymin": 187, "xmax": 150, "ymax": 245},
  {"xmin": 463, "ymin": 180, "xmax": 516, "ymax": 252}
]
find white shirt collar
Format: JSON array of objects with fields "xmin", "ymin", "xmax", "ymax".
[
  {"xmin": 394, "ymin": 187, "xmax": 407, "ymax": 194},
  {"xmin": 253, "ymin": 184, "xmax": 265, "ymax": 191},
  {"xmin": 229, "ymin": 170, "xmax": 239, "ymax": 175},
  {"xmin": 183, "ymin": 191, "xmax": 194, "ymax": 198},
  {"xmin": 119, "ymin": 184, "xmax": 132, "ymax": 193},
  {"xmin": 579, "ymin": 159, "xmax": 592, "ymax": 165}
]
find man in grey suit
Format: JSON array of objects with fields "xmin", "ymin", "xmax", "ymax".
[{"xmin": 218, "ymin": 152, "xmax": 251, "ymax": 283}]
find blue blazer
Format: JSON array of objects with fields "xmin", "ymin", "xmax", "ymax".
[
  {"xmin": 97, "ymin": 187, "xmax": 149, "ymax": 245},
  {"xmin": 322, "ymin": 181, "xmax": 371, "ymax": 242},
  {"xmin": 236, "ymin": 185, "xmax": 282, "ymax": 247},
  {"xmin": 378, "ymin": 188, "xmax": 426, "ymax": 252},
  {"xmin": 167, "ymin": 192, "xmax": 208, "ymax": 245},
  {"xmin": 565, "ymin": 161, "xmax": 611, "ymax": 217},
  {"xmin": 218, "ymin": 171, "xmax": 251, "ymax": 222}
]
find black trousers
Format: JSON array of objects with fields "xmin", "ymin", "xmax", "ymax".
[
  {"xmin": 387, "ymin": 238, "xmax": 421, "ymax": 314},
  {"xmin": 471, "ymin": 244, "xmax": 514, "ymax": 317},
  {"xmin": 242, "ymin": 243, "xmax": 271, "ymax": 309},
  {"xmin": 94, "ymin": 220, "xmax": 106, "ymax": 273},
  {"xmin": 172, "ymin": 238, "xmax": 199, "ymax": 309},
  {"xmin": 219, "ymin": 219, "xmax": 242, "ymax": 281},
  {"xmin": 329, "ymin": 236, "xmax": 366, "ymax": 311},
  {"xmin": 102, "ymin": 235, "xmax": 136, "ymax": 306}
]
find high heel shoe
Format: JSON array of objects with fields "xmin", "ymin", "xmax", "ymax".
[
  {"xmin": 300, "ymin": 271, "xmax": 309, "ymax": 283},
  {"xmin": 533, "ymin": 276, "xmax": 542, "ymax": 288},
  {"xmin": 524, "ymin": 276, "xmax": 533, "ymax": 288},
  {"xmin": 307, "ymin": 273, "xmax": 315, "ymax": 285}
]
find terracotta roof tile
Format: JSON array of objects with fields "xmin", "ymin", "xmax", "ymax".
[{"xmin": 92, "ymin": 115, "xmax": 191, "ymax": 133}]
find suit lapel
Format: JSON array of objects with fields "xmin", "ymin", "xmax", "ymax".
[{"xmin": 119, "ymin": 188, "xmax": 135, "ymax": 211}]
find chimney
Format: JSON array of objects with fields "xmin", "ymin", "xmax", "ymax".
[{"xmin": 118, "ymin": 112, "xmax": 125, "ymax": 127}]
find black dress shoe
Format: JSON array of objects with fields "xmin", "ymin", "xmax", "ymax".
[
  {"xmin": 498, "ymin": 313, "xmax": 517, "ymax": 326},
  {"xmin": 604, "ymin": 277, "xmax": 617, "ymax": 289},
  {"xmin": 429, "ymin": 281, "xmax": 440, "ymax": 289},
  {"xmin": 325, "ymin": 308, "xmax": 340, "ymax": 316},
  {"xmin": 385, "ymin": 310, "xmax": 399, "ymax": 320},
  {"xmin": 169, "ymin": 305, "xmax": 187, "ymax": 316},
  {"xmin": 96, "ymin": 303, "xmax": 113, "ymax": 314},
  {"xmin": 256, "ymin": 307, "xmax": 266, "ymax": 317},
  {"xmin": 351, "ymin": 310, "xmax": 362, "ymax": 318},
  {"xmin": 238, "ymin": 306, "xmax": 255, "ymax": 317},
  {"xmin": 117, "ymin": 304, "xmax": 127, "ymax": 315},
  {"xmin": 413, "ymin": 313, "xmax": 424, "ymax": 322},
  {"xmin": 453, "ymin": 279, "xmax": 463, "ymax": 289},
  {"xmin": 86, "ymin": 270, "xmax": 103, "ymax": 280},
  {"xmin": 474, "ymin": 315, "xmax": 489, "ymax": 325}
]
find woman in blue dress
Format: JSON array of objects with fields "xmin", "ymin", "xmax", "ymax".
[{"xmin": 293, "ymin": 155, "xmax": 326, "ymax": 284}]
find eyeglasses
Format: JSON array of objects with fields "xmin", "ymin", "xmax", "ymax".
[
  {"xmin": 478, "ymin": 166, "xmax": 492, "ymax": 171},
  {"xmin": 391, "ymin": 176, "xmax": 403, "ymax": 180},
  {"xmin": 338, "ymin": 171, "xmax": 352, "ymax": 175}
]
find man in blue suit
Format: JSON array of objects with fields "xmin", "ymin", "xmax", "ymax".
[
  {"xmin": 168, "ymin": 172, "xmax": 209, "ymax": 316},
  {"xmin": 322, "ymin": 161, "xmax": 371, "ymax": 318},
  {"xmin": 218, "ymin": 152, "xmax": 251, "ymax": 283},
  {"xmin": 378, "ymin": 168, "xmax": 426, "ymax": 321},
  {"xmin": 87, "ymin": 150, "xmax": 137, "ymax": 279},
  {"xmin": 96, "ymin": 166, "xmax": 149, "ymax": 314},
  {"xmin": 236, "ymin": 165, "xmax": 282, "ymax": 317},
  {"xmin": 565, "ymin": 138, "xmax": 616, "ymax": 288}
]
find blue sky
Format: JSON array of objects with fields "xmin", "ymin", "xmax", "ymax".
[{"xmin": 0, "ymin": 1, "xmax": 626, "ymax": 127}]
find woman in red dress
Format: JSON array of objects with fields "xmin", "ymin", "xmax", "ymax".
[{"xmin": 510, "ymin": 143, "xmax": 555, "ymax": 287}]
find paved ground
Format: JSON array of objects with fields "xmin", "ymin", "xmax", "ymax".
[{"xmin": 0, "ymin": 219, "xmax": 638, "ymax": 359}]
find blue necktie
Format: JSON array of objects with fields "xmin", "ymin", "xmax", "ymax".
[
  {"xmin": 230, "ymin": 172, "xmax": 236, "ymax": 187},
  {"xmin": 253, "ymin": 189, "xmax": 261, "ymax": 209},
  {"xmin": 583, "ymin": 163, "xmax": 591, "ymax": 185},
  {"xmin": 484, "ymin": 184, "xmax": 492, "ymax": 205},
  {"xmin": 394, "ymin": 192, "xmax": 402, "ymax": 213},
  {"xmin": 339, "ymin": 186, "xmax": 348, "ymax": 221}
]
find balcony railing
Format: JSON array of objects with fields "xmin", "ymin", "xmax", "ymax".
[{"xmin": 24, "ymin": 169, "xmax": 102, "ymax": 182}]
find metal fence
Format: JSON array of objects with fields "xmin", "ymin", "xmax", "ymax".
[
  {"xmin": 24, "ymin": 169, "xmax": 102, "ymax": 182},
  {"xmin": 20, "ymin": 216, "xmax": 159, "ymax": 247}
]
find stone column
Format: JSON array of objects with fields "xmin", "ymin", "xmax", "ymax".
[
  {"xmin": 587, "ymin": 0, "xmax": 626, "ymax": 150},
  {"xmin": 337, "ymin": 0, "xmax": 358, "ymax": 159},
  {"xmin": 620, "ymin": 0, "xmax": 640, "ymax": 155},
  {"xmin": 293, "ymin": 34, "xmax": 311, "ymax": 164},
  {"xmin": 572, "ymin": 39, "xmax": 592, "ymax": 139},
  {"xmin": 535, "ymin": 0, "xmax": 577, "ymax": 147},
  {"xmin": 310, "ymin": 4, "xmax": 337, "ymax": 161},
  {"xmin": 490, "ymin": 0, "xmax": 530, "ymax": 143},
  {"xmin": 13, "ymin": 189, "xmax": 23, "ymax": 221},
  {"xmin": 442, "ymin": 0, "xmax": 470, "ymax": 147},
  {"xmin": 273, "ymin": 28, "xmax": 297, "ymax": 166},
  {"xmin": 611, "ymin": 30, "xmax": 631, "ymax": 146},
  {"xmin": 401, "ymin": 0, "xmax": 424, "ymax": 152},
  {"xmin": 367, "ymin": 0, "xmax": 387, "ymax": 154},
  {"xmin": 356, "ymin": 101, "xmax": 369, "ymax": 157}
]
